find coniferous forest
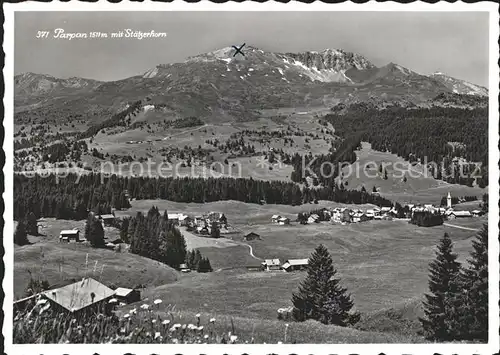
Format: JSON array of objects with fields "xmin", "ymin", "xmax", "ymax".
[
  {"xmin": 119, "ymin": 206, "xmax": 211, "ymax": 270},
  {"xmin": 14, "ymin": 173, "xmax": 393, "ymax": 220},
  {"xmin": 323, "ymin": 104, "xmax": 488, "ymax": 187}
]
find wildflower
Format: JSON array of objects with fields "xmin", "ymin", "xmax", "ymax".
[
  {"xmin": 197, "ymin": 326, "xmax": 204, "ymax": 331},
  {"xmin": 169, "ymin": 326, "xmax": 177, "ymax": 332},
  {"xmin": 209, "ymin": 318, "xmax": 216, "ymax": 323},
  {"xmin": 230, "ymin": 335, "xmax": 238, "ymax": 343},
  {"xmin": 140, "ymin": 304, "xmax": 150, "ymax": 310},
  {"xmin": 129, "ymin": 308, "xmax": 137, "ymax": 314},
  {"xmin": 152, "ymin": 319, "xmax": 157, "ymax": 324},
  {"xmin": 204, "ymin": 334, "xmax": 209, "ymax": 339},
  {"xmin": 172, "ymin": 338, "xmax": 179, "ymax": 344},
  {"xmin": 195, "ymin": 313, "xmax": 201, "ymax": 318},
  {"xmin": 277, "ymin": 341, "xmax": 283, "ymax": 344},
  {"xmin": 123, "ymin": 314, "xmax": 130, "ymax": 319},
  {"xmin": 162, "ymin": 320, "xmax": 170, "ymax": 325},
  {"xmin": 40, "ymin": 303, "xmax": 51, "ymax": 314},
  {"xmin": 181, "ymin": 324, "xmax": 187, "ymax": 330},
  {"xmin": 108, "ymin": 298, "xmax": 118, "ymax": 304},
  {"xmin": 173, "ymin": 323, "xmax": 182, "ymax": 328},
  {"xmin": 36, "ymin": 299, "xmax": 48, "ymax": 306},
  {"xmin": 285, "ymin": 323, "xmax": 289, "ymax": 327},
  {"xmin": 154, "ymin": 299, "xmax": 162, "ymax": 305},
  {"xmin": 187, "ymin": 324, "xmax": 196, "ymax": 330},
  {"xmin": 155, "ymin": 332, "xmax": 161, "ymax": 339}
]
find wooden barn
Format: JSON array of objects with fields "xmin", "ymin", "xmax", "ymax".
[
  {"xmin": 281, "ymin": 259, "xmax": 308, "ymax": 272},
  {"xmin": 243, "ymin": 232, "xmax": 261, "ymax": 241},
  {"xmin": 42, "ymin": 277, "xmax": 115, "ymax": 315},
  {"xmin": 99, "ymin": 214, "xmax": 115, "ymax": 226},
  {"xmin": 59, "ymin": 229, "xmax": 80, "ymax": 242},
  {"xmin": 114, "ymin": 287, "xmax": 141, "ymax": 304},
  {"xmin": 262, "ymin": 259, "xmax": 281, "ymax": 271}
]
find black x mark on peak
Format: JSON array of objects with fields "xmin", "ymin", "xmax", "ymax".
[{"xmin": 232, "ymin": 43, "xmax": 246, "ymax": 57}]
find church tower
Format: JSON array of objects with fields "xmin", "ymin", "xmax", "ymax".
[{"xmin": 447, "ymin": 192, "xmax": 452, "ymax": 209}]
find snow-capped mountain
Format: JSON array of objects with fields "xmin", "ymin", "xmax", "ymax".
[
  {"xmin": 429, "ymin": 72, "xmax": 488, "ymax": 96},
  {"xmin": 15, "ymin": 45, "xmax": 488, "ymax": 123}
]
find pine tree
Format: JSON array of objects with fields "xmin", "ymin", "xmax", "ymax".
[
  {"xmin": 193, "ymin": 249, "xmax": 202, "ymax": 269},
  {"xmin": 458, "ymin": 224, "xmax": 488, "ymax": 341},
  {"xmin": 26, "ymin": 211, "xmax": 38, "ymax": 235},
  {"xmin": 85, "ymin": 215, "xmax": 105, "ymax": 248},
  {"xmin": 419, "ymin": 233, "xmax": 462, "ymax": 341},
  {"xmin": 197, "ymin": 257, "xmax": 213, "ymax": 273},
  {"xmin": 120, "ymin": 217, "xmax": 130, "ymax": 243},
  {"xmin": 292, "ymin": 244, "xmax": 360, "ymax": 326},
  {"xmin": 165, "ymin": 229, "xmax": 187, "ymax": 268},
  {"xmin": 186, "ymin": 250, "xmax": 196, "ymax": 269},
  {"xmin": 14, "ymin": 220, "xmax": 29, "ymax": 246}
]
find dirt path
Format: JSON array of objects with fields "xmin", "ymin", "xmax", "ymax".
[
  {"xmin": 162, "ymin": 124, "xmax": 212, "ymax": 141},
  {"xmin": 238, "ymin": 242, "xmax": 263, "ymax": 261},
  {"xmin": 443, "ymin": 223, "xmax": 480, "ymax": 231}
]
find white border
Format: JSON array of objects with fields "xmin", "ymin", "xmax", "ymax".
[{"xmin": 3, "ymin": 2, "xmax": 499, "ymax": 354}]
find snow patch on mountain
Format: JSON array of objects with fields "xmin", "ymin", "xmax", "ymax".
[
  {"xmin": 430, "ymin": 72, "xmax": 488, "ymax": 96},
  {"xmin": 143, "ymin": 67, "xmax": 159, "ymax": 78}
]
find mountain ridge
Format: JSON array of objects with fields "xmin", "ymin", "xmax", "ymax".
[{"xmin": 14, "ymin": 45, "xmax": 488, "ymax": 124}]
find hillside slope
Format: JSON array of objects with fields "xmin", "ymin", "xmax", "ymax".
[{"xmin": 14, "ymin": 45, "xmax": 487, "ymax": 125}]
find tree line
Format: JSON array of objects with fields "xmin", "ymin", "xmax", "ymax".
[
  {"xmin": 410, "ymin": 211, "xmax": 444, "ymax": 227},
  {"xmin": 14, "ymin": 174, "xmax": 130, "ymax": 220},
  {"xmin": 14, "ymin": 173, "xmax": 394, "ymax": 221},
  {"xmin": 119, "ymin": 206, "xmax": 211, "ymax": 271},
  {"xmin": 323, "ymin": 104, "xmax": 488, "ymax": 187}
]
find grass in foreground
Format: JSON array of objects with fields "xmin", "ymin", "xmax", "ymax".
[{"xmin": 14, "ymin": 297, "xmax": 423, "ymax": 344}]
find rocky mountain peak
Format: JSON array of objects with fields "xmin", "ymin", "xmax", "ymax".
[{"xmin": 285, "ymin": 49, "xmax": 375, "ymax": 72}]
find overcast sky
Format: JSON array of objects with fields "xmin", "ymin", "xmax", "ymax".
[{"xmin": 15, "ymin": 11, "xmax": 489, "ymax": 86}]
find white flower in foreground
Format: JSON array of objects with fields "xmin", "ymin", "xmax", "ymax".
[
  {"xmin": 129, "ymin": 308, "xmax": 137, "ymax": 314},
  {"xmin": 187, "ymin": 324, "xmax": 196, "ymax": 330},
  {"xmin": 162, "ymin": 320, "xmax": 170, "ymax": 325},
  {"xmin": 195, "ymin": 313, "xmax": 201, "ymax": 318},
  {"xmin": 154, "ymin": 299, "xmax": 162, "ymax": 305},
  {"xmin": 123, "ymin": 314, "xmax": 130, "ymax": 319},
  {"xmin": 285, "ymin": 323, "xmax": 289, "ymax": 327},
  {"xmin": 209, "ymin": 318, "xmax": 216, "ymax": 323},
  {"xmin": 181, "ymin": 324, "xmax": 187, "ymax": 330},
  {"xmin": 140, "ymin": 304, "xmax": 150, "ymax": 310},
  {"xmin": 36, "ymin": 299, "xmax": 48, "ymax": 306},
  {"xmin": 152, "ymin": 319, "xmax": 157, "ymax": 323},
  {"xmin": 230, "ymin": 335, "xmax": 238, "ymax": 343},
  {"xmin": 277, "ymin": 341, "xmax": 283, "ymax": 344},
  {"xmin": 197, "ymin": 326, "xmax": 204, "ymax": 331},
  {"xmin": 155, "ymin": 332, "xmax": 161, "ymax": 339},
  {"xmin": 204, "ymin": 334, "xmax": 209, "ymax": 339},
  {"xmin": 173, "ymin": 323, "xmax": 182, "ymax": 329}
]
